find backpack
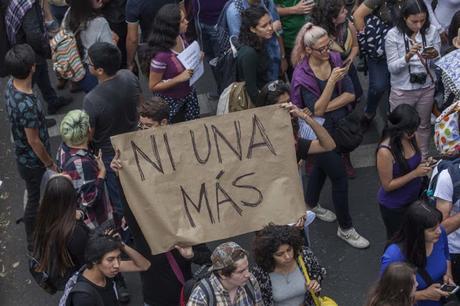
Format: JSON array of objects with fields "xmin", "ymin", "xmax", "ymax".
[
  {"xmin": 332, "ymin": 110, "xmax": 364, "ymax": 153},
  {"xmin": 216, "ymin": 82, "xmax": 254, "ymax": 115},
  {"xmin": 182, "ymin": 264, "xmax": 255, "ymax": 305},
  {"xmin": 434, "ymin": 101, "xmax": 460, "ymax": 156},
  {"xmin": 209, "ymin": 36, "xmax": 239, "ymax": 94},
  {"xmin": 0, "ymin": 0, "xmax": 11, "ymax": 77},
  {"xmin": 59, "ymin": 266, "xmax": 106, "ymax": 306},
  {"xmin": 50, "ymin": 28, "xmax": 86, "ymax": 82},
  {"xmin": 425, "ymin": 158, "xmax": 460, "ymax": 207},
  {"xmin": 357, "ymin": 14, "xmax": 391, "ymax": 59}
]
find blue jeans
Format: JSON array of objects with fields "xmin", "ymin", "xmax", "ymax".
[
  {"xmin": 266, "ymin": 36, "xmax": 281, "ymax": 81},
  {"xmin": 365, "ymin": 56, "xmax": 390, "ymax": 116},
  {"xmin": 102, "ymin": 153, "xmax": 124, "ymax": 217},
  {"xmin": 78, "ymin": 67, "xmax": 98, "ymax": 93},
  {"xmin": 198, "ymin": 22, "xmax": 219, "ymax": 59}
]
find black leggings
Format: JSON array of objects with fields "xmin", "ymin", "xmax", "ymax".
[
  {"xmin": 379, "ymin": 204, "xmax": 408, "ymax": 240},
  {"xmin": 305, "ymin": 151, "xmax": 352, "ymax": 229}
]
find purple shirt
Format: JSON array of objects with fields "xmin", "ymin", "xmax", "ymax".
[
  {"xmin": 150, "ymin": 49, "xmax": 192, "ymax": 98},
  {"xmin": 377, "ymin": 146, "xmax": 422, "ymax": 209}
]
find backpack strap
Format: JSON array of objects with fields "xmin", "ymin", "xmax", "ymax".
[
  {"xmin": 447, "ymin": 162, "xmax": 460, "ymax": 204},
  {"xmin": 68, "ymin": 281, "xmax": 104, "ymax": 306},
  {"xmin": 198, "ymin": 278, "xmax": 215, "ymax": 306}
]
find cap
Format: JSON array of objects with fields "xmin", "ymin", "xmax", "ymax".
[{"xmin": 208, "ymin": 242, "xmax": 247, "ymax": 272}]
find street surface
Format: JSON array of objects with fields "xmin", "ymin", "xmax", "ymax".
[{"xmin": 0, "ymin": 63, "xmax": 390, "ymax": 305}]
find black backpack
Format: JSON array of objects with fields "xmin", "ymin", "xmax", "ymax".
[
  {"xmin": 183, "ymin": 264, "xmax": 255, "ymax": 305},
  {"xmin": 0, "ymin": 0, "xmax": 11, "ymax": 77},
  {"xmin": 332, "ymin": 110, "xmax": 364, "ymax": 153},
  {"xmin": 209, "ymin": 36, "xmax": 240, "ymax": 95}
]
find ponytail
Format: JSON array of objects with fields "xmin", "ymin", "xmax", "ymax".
[{"xmin": 291, "ymin": 23, "xmax": 328, "ymax": 66}]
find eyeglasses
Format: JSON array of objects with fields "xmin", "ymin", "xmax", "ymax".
[{"xmin": 311, "ymin": 40, "xmax": 333, "ymax": 54}]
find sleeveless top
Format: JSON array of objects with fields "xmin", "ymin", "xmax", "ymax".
[{"xmin": 377, "ymin": 144, "xmax": 423, "ymax": 209}]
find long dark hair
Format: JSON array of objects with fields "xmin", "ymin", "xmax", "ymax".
[
  {"xmin": 33, "ymin": 176, "xmax": 78, "ymax": 276},
  {"xmin": 396, "ymin": 0, "xmax": 431, "ymax": 36},
  {"xmin": 147, "ymin": 3, "xmax": 181, "ymax": 56},
  {"xmin": 378, "ymin": 104, "xmax": 420, "ymax": 175},
  {"xmin": 365, "ymin": 262, "xmax": 416, "ymax": 306},
  {"xmin": 386, "ymin": 201, "xmax": 442, "ymax": 269},
  {"xmin": 64, "ymin": 0, "xmax": 98, "ymax": 33},
  {"xmin": 239, "ymin": 6, "xmax": 269, "ymax": 51},
  {"xmin": 312, "ymin": 0, "xmax": 345, "ymax": 37}
]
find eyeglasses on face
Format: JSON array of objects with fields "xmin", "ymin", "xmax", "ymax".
[{"xmin": 311, "ymin": 40, "xmax": 333, "ymax": 54}]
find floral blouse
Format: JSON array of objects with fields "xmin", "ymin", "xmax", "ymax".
[{"xmin": 250, "ymin": 246, "xmax": 326, "ymax": 306}]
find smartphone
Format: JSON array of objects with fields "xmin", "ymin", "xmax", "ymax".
[
  {"xmin": 422, "ymin": 46, "xmax": 436, "ymax": 55},
  {"xmin": 341, "ymin": 59, "xmax": 351, "ymax": 68},
  {"xmin": 440, "ymin": 284, "xmax": 460, "ymax": 295}
]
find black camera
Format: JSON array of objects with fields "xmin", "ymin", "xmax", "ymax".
[{"xmin": 409, "ymin": 73, "xmax": 427, "ymax": 84}]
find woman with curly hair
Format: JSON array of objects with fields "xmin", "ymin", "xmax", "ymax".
[
  {"xmin": 237, "ymin": 6, "xmax": 274, "ymax": 105},
  {"xmin": 365, "ymin": 262, "xmax": 417, "ymax": 306},
  {"xmin": 148, "ymin": 3, "xmax": 200, "ymax": 123},
  {"xmin": 251, "ymin": 224, "xmax": 326, "ymax": 306}
]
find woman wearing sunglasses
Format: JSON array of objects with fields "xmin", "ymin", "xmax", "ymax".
[{"xmin": 289, "ymin": 23, "xmax": 369, "ymax": 249}]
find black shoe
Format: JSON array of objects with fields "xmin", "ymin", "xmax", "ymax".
[
  {"xmin": 46, "ymin": 118, "xmax": 56, "ymax": 128},
  {"xmin": 47, "ymin": 96, "xmax": 73, "ymax": 115},
  {"xmin": 115, "ymin": 274, "xmax": 130, "ymax": 304}
]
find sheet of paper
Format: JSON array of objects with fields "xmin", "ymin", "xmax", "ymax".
[
  {"xmin": 298, "ymin": 117, "xmax": 326, "ymax": 140},
  {"xmin": 177, "ymin": 41, "xmax": 204, "ymax": 86}
]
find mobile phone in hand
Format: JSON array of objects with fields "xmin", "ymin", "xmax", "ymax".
[
  {"xmin": 422, "ymin": 46, "xmax": 436, "ymax": 55},
  {"xmin": 440, "ymin": 284, "xmax": 460, "ymax": 295}
]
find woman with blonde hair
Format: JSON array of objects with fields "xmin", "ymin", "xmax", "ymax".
[{"xmin": 290, "ymin": 23, "xmax": 369, "ymax": 249}]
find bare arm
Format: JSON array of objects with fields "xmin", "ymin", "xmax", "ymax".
[
  {"xmin": 126, "ymin": 22, "xmax": 139, "ymax": 70},
  {"xmin": 376, "ymin": 148, "xmax": 429, "ymax": 192},
  {"xmin": 353, "ymin": 3, "xmax": 373, "ymax": 32},
  {"xmin": 119, "ymin": 243, "xmax": 151, "ymax": 273},
  {"xmin": 324, "ymin": 92, "xmax": 355, "ymax": 112},
  {"xmin": 24, "ymin": 128, "xmax": 55, "ymax": 168},
  {"xmin": 149, "ymin": 70, "xmax": 192, "ymax": 92},
  {"xmin": 437, "ymin": 198, "xmax": 460, "ymax": 234},
  {"xmin": 304, "ymin": 115, "xmax": 336, "ymax": 153}
]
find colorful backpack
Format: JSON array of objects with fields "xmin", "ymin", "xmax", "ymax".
[
  {"xmin": 50, "ymin": 28, "xmax": 86, "ymax": 82},
  {"xmin": 434, "ymin": 100, "xmax": 460, "ymax": 156}
]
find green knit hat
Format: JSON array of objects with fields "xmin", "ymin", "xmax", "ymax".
[{"xmin": 60, "ymin": 110, "xmax": 90, "ymax": 146}]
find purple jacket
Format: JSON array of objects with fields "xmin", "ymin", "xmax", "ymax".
[{"xmin": 291, "ymin": 51, "xmax": 343, "ymax": 108}]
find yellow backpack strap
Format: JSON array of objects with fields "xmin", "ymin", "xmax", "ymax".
[{"xmin": 297, "ymin": 255, "xmax": 321, "ymax": 306}]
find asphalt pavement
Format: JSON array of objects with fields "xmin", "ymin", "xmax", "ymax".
[{"xmin": 0, "ymin": 62, "xmax": 388, "ymax": 306}]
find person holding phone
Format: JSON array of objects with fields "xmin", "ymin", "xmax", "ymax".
[
  {"xmin": 290, "ymin": 23, "xmax": 369, "ymax": 249},
  {"xmin": 376, "ymin": 104, "xmax": 430, "ymax": 240},
  {"xmin": 385, "ymin": 0, "xmax": 441, "ymax": 159},
  {"xmin": 381, "ymin": 201, "xmax": 454, "ymax": 306}
]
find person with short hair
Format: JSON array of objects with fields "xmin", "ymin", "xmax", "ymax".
[
  {"xmin": 4, "ymin": 44, "xmax": 56, "ymax": 252},
  {"xmin": 68, "ymin": 232, "xmax": 151, "ymax": 305},
  {"xmin": 83, "ymin": 42, "xmax": 141, "ymax": 222},
  {"xmin": 187, "ymin": 242, "xmax": 263, "ymax": 306},
  {"xmin": 251, "ymin": 224, "xmax": 326, "ymax": 306},
  {"xmin": 57, "ymin": 110, "xmax": 114, "ymax": 230},
  {"xmin": 365, "ymin": 262, "xmax": 417, "ymax": 306}
]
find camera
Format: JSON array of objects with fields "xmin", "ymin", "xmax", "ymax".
[{"xmin": 409, "ymin": 72, "xmax": 427, "ymax": 84}]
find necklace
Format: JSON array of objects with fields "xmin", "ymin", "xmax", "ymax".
[{"xmin": 282, "ymin": 273, "xmax": 291, "ymax": 284}]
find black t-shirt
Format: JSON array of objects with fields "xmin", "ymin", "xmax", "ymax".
[
  {"xmin": 121, "ymin": 187, "xmax": 211, "ymax": 306},
  {"xmin": 100, "ymin": 0, "xmax": 126, "ymax": 24},
  {"xmin": 83, "ymin": 69, "xmax": 140, "ymax": 156},
  {"xmin": 70, "ymin": 274, "xmax": 119, "ymax": 306},
  {"xmin": 125, "ymin": 0, "xmax": 177, "ymax": 41}
]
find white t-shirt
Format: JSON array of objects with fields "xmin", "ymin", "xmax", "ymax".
[{"xmin": 434, "ymin": 169, "xmax": 460, "ymax": 254}]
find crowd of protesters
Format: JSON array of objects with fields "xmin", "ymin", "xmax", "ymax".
[{"xmin": 3, "ymin": 0, "xmax": 460, "ymax": 305}]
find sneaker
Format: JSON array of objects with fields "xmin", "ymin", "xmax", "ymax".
[
  {"xmin": 337, "ymin": 227, "xmax": 370, "ymax": 249},
  {"xmin": 311, "ymin": 205, "xmax": 336, "ymax": 222},
  {"xmin": 47, "ymin": 96, "xmax": 73, "ymax": 115}
]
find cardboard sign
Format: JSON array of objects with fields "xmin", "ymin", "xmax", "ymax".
[{"xmin": 111, "ymin": 105, "xmax": 306, "ymax": 254}]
